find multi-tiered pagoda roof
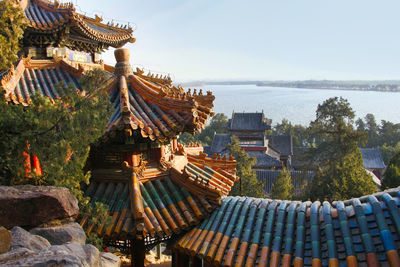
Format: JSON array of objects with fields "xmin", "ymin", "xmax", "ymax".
[{"xmin": 20, "ymin": 0, "xmax": 134, "ymax": 53}]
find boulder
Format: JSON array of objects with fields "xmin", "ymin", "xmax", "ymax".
[
  {"xmin": 1, "ymin": 243, "xmax": 101, "ymax": 267},
  {"xmin": 0, "ymin": 248, "xmax": 35, "ymax": 265},
  {"xmin": 10, "ymin": 227, "xmax": 50, "ymax": 252},
  {"xmin": 0, "ymin": 226, "xmax": 12, "ymax": 254},
  {"xmin": 30, "ymin": 222, "xmax": 86, "ymax": 245},
  {"xmin": 0, "ymin": 185, "xmax": 79, "ymax": 228},
  {"xmin": 100, "ymin": 252, "xmax": 121, "ymax": 267}
]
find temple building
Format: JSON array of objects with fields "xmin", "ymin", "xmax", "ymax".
[
  {"xmin": 360, "ymin": 148, "xmax": 386, "ymax": 181},
  {"xmin": 206, "ymin": 112, "xmax": 294, "ymax": 171},
  {"xmin": 1, "ymin": 1, "xmax": 400, "ymax": 266}
]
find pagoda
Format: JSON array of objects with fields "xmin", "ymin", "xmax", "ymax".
[
  {"xmin": 2, "ymin": 1, "xmax": 400, "ymax": 267},
  {"xmin": 1, "ymin": 1, "xmax": 238, "ymax": 266}
]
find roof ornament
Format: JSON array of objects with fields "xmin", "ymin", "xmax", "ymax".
[
  {"xmin": 94, "ymin": 14, "xmax": 103, "ymax": 23},
  {"xmin": 114, "ymin": 48, "xmax": 133, "ymax": 76}
]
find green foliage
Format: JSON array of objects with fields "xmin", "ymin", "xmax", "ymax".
[
  {"xmin": 382, "ymin": 152, "xmax": 400, "ymax": 189},
  {"xmin": 0, "ymin": 69, "xmax": 112, "ymax": 245},
  {"xmin": 307, "ymin": 150, "xmax": 376, "ymax": 200},
  {"xmin": 86, "ymin": 233, "xmax": 105, "ymax": 250},
  {"xmin": 305, "ymin": 97, "xmax": 376, "ymax": 201},
  {"xmin": 356, "ymin": 114, "xmax": 400, "ymax": 164},
  {"xmin": 273, "ymin": 119, "xmax": 310, "ymax": 147},
  {"xmin": 178, "ymin": 113, "xmax": 228, "ymax": 145},
  {"xmin": 228, "ymin": 136, "xmax": 264, "ymax": 198},
  {"xmin": 381, "ymin": 142, "xmax": 400, "ymax": 164},
  {"xmin": 0, "ymin": 0, "xmax": 26, "ymax": 69},
  {"xmin": 271, "ymin": 168, "xmax": 293, "ymax": 200}
]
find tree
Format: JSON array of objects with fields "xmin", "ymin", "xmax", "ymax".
[
  {"xmin": 0, "ymin": 69, "xmax": 112, "ymax": 247},
  {"xmin": 381, "ymin": 142, "xmax": 400, "ymax": 164},
  {"xmin": 306, "ymin": 97, "xmax": 376, "ymax": 201},
  {"xmin": 227, "ymin": 136, "xmax": 264, "ymax": 197},
  {"xmin": 382, "ymin": 152, "xmax": 400, "ymax": 189},
  {"xmin": 273, "ymin": 119, "xmax": 309, "ymax": 147},
  {"xmin": 271, "ymin": 168, "xmax": 293, "ymax": 200},
  {"xmin": 365, "ymin": 113, "xmax": 379, "ymax": 147},
  {"xmin": 0, "ymin": 0, "xmax": 26, "ymax": 69}
]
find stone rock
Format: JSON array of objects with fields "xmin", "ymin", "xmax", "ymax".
[
  {"xmin": 30, "ymin": 222, "xmax": 86, "ymax": 245},
  {"xmin": 84, "ymin": 244, "xmax": 100, "ymax": 266},
  {"xmin": 0, "ymin": 248, "xmax": 35, "ymax": 265},
  {"xmin": 100, "ymin": 252, "xmax": 121, "ymax": 267},
  {"xmin": 0, "ymin": 185, "xmax": 79, "ymax": 228},
  {"xmin": 10, "ymin": 226, "xmax": 50, "ymax": 252},
  {"xmin": 0, "ymin": 226, "xmax": 12, "ymax": 254},
  {"xmin": 1, "ymin": 243, "xmax": 101, "ymax": 267}
]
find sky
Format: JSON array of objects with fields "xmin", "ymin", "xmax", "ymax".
[{"xmin": 74, "ymin": 0, "xmax": 400, "ymax": 82}]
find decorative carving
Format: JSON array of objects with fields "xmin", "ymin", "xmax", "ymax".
[{"xmin": 159, "ymin": 156, "xmax": 172, "ymax": 171}]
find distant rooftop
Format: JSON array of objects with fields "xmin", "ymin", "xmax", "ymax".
[
  {"xmin": 227, "ymin": 112, "xmax": 271, "ymax": 131},
  {"xmin": 360, "ymin": 148, "xmax": 386, "ymax": 170}
]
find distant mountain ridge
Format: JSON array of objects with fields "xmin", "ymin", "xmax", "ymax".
[{"xmin": 180, "ymin": 80, "xmax": 400, "ymax": 92}]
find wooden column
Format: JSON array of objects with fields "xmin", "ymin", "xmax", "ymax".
[{"xmin": 131, "ymin": 237, "xmax": 145, "ymax": 267}]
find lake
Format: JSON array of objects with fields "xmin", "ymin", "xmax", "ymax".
[{"xmin": 199, "ymin": 84, "xmax": 400, "ymax": 126}]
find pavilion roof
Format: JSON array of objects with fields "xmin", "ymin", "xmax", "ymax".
[
  {"xmin": 176, "ymin": 187, "xmax": 400, "ymax": 267},
  {"xmin": 103, "ymin": 60, "xmax": 215, "ymax": 142},
  {"xmin": 79, "ymin": 149, "xmax": 238, "ymax": 246},
  {"xmin": 19, "ymin": 0, "xmax": 134, "ymax": 52},
  {"xmin": 0, "ymin": 48, "xmax": 215, "ymax": 141}
]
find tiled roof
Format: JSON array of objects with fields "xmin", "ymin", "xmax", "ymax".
[
  {"xmin": 247, "ymin": 152, "xmax": 282, "ymax": 169},
  {"xmin": 20, "ymin": 0, "xmax": 134, "ymax": 48},
  {"xmin": 361, "ymin": 148, "xmax": 386, "ymax": 170},
  {"xmin": 209, "ymin": 134, "xmax": 231, "ymax": 155},
  {"xmin": 256, "ymin": 170, "xmax": 314, "ymax": 194},
  {"xmin": 176, "ymin": 188, "xmax": 400, "ymax": 266},
  {"xmin": 104, "ymin": 65, "xmax": 215, "ymax": 142},
  {"xmin": 80, "ymin": 177, "xmax": 213, "ymax": 241},
  {"xmin": 267, "ymin": 135, "xmax": 293, "ymax": 157},
  {"xmin": 0, "ymin": 50, "xmax": 215, "ymax": 141},
  {"xmin": 228, "ymin": 112, "xmax": 271, "ymax": 131},
  {"xmin": 0, "ymin": 57, "xmax": 83, "ymax": 106},
  {"xmin": 79, "ymin": 151, "xmax": 238, "ymax": 244}
]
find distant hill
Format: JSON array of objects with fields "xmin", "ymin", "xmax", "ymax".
[{"xmin": 180, "ymin": 80, "xmax": 400, "ymax": 92}]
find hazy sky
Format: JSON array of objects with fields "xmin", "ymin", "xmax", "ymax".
[{"xmin": 75, "ymin": 0, "xmax": 400, "ymax": 82}]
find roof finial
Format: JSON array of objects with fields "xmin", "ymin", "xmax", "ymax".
[{"xmin": 114, "ymin": 48, "xmax": 133, "ymax": 76}]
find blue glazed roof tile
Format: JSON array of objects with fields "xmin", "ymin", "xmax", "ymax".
[{"xmin": 177, "ymin": 187, "xmax": 400, "ymax": 266}]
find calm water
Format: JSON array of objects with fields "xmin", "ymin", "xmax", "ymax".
[{"xmin": 199, "ymin": 84, "xmax": 400, "ymax": 126}]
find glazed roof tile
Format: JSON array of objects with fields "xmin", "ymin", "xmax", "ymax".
[
  {"xmin": 20, "ymin": 0, "xmax": 134, "ymax": 48},
  {"xmin": 176, "ymin": 188, "xmax": 400, "ymax": 266},
  {"xmin": 79, "ymin": 149, "xmax": 238, "ymax": 245},
  {"xmin": 361, "ymin": 148, "xmax": 386, "ymax": 170},
  {"xmin": 0, "ymin": 57, "xmax": 84, "ymax": 106},
  {"xmin": 0, "ymin": 50, "xmax": 215, "ymax": 141},
  {"xmin": 104, "ymin": 67, "xmax": 215, "ymax": 142}
]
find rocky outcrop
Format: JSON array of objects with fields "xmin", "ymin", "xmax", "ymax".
[
  {"xmin": 0, "ymin": 185, "xmax": 79, "ymax": 228},
  {"xmin": 10, "ymin": 227, "xmax": 50, "ymax": 252},
  {"xmin": 100, "ymin": 252, "xmax": 122, "ymax": 267},
  {"xmin": 30, "ymin": 222, "xmax": 86, "ymax": 245},
  {"xmin": 0, "ymin": 226, "xmax": 12, "ymax": 254},
  {"xmin": 0, "ymin": 224, "xmax": 121, "ymax": 267}
]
